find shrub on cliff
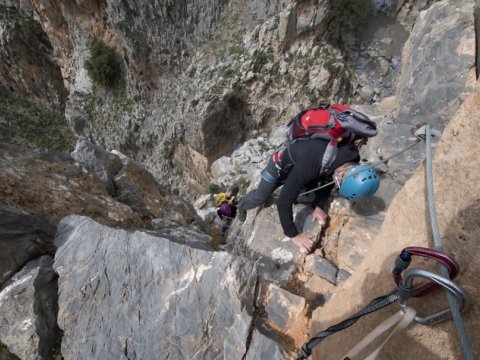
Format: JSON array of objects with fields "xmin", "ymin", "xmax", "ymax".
[{"xmin": 84, "ymin": 41, "xmax": 121, "ymax": 88}]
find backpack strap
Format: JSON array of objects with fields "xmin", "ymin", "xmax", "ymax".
[
  {"xmin": 320, "ymin": 140, "xmax": 339, "ymax": 174},
  {"xmin": 273, "ymin": 141, "xmax": 297, "ymax": 169}
]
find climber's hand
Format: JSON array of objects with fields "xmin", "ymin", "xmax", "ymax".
[
  {"xmin": 291, "ymin": 233, "xmax": 315, "ymax": 254},
  {"xmin": 312, "ymin": 207, "xmax": 327, "ymax": 226}
]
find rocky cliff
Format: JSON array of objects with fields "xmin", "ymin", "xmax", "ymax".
[
  {"xmin": 313, "ymin": 73, "xmax": 480, "ymax": 360},
  {"xmin": 0, "ymin": 0, "xmax": 479, "ymax": 359}
]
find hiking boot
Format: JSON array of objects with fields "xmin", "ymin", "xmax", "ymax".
[{"xmin": 237, "ymin": 209, "xmax": 247, "ymax": 223}]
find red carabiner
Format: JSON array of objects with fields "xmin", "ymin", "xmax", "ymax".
[{"xmin": 392, "ymin": 246, "xmax": 459, "ymax": 297}]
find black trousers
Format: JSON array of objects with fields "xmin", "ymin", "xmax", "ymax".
[
  {"xmin": 237, "ymin": 157, "xmax": 287, "ymax": 212},
  {"xmin": 237, "ymin": 178, "xmax": 279, "ymax": 212}
]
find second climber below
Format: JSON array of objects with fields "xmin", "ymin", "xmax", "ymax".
[{"xmin": 236, "ymin": 138, "xmax": 380, "ymax": 253}]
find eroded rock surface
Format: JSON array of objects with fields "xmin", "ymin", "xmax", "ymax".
[
  {"xmin": 54, "ymin": 216, "xmax": 258, "ymax": 359},
  {"xmin": 0, "ymin": 205, "xmax": 55, "ymax": 286},
  {"xmin": 0, "ymin": 256, "xmax": 59, "ymax": 360},
  {"xmin": 312, "ymin": 71, "xmax": 480, "ymax": 360}
]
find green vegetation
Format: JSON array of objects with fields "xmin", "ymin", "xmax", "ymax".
[
  {"xmin": 20, "ymin": 18, "xmax": 51, "ymax": 48},
  {"xmin": 84, "ymin": 41, "xmax": 122, "ymax": 88},
  {"xmin": 208, "ymin": 182, "xmax": 223, "ymax": 195},
  {"xmin": 0, "ymin": 89, "xmax": 75, "ymax": 151},
  {"xmin": 325, "ymin": 59, "xmax": 336, "ymax": 72},
  {"xmin": 0, "ymin": 4, "xmax": 51, "ymax": 49},
  {"xmin": 283, "ymin": 73, "xmax": 294, "ymax": 85},
  {"xmin": 0, "ymin": 4, "xmax": 18, "ymax": 21},
  {"xmin": 190, "ymin": 99, "xmax": 199, "ymax": 108},
  {"xmin": 0, "ymin": 341, "xmax": 8, "ymax": 355},
  {"xmin": 233, "ymin": 176, "xmax": 251, "ymax": 194},
  {"xmin": 0, "ymin": 341, "xmax": 19, "ymax": 359},
  {"xmin": 83, "ymin": 90, "xmax": 136, "ymax": 147},
  {"xmin": 252, "ymin": 49, "xmax": 274, "ymax": 72}
]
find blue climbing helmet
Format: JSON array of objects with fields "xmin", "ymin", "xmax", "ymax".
[{"xmin": 337, "ymin": 163, "xmax": 380, "ymax": 201}]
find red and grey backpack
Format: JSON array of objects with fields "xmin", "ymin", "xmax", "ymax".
[{"xmin": 273, "ymin": 103, "xmax": 377, "ymax": 174}]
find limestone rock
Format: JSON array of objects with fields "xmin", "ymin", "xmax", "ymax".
[
  {"xmin": 0, "ymin": 143, "xmax": 144, "ymax": 229},
  {"xmin": 278, "ymin": 4, "xmax": 296, "ymax": 45},
  {"xmin": 264, "ymin": 284, "xmax": 306, "ymax": 335},
  {"xmin": 71, "ymin": 138, "xmax": 122, "ymax": 195},
  {"xmin": 302, "ymin": 213, "xmax": 324, "ymax": 245},
  {"xmin": 0, "ymin": 205, "xmax": 55, "ymax": 286},
  {"xmin": 113, "ymin": 156, "xmax": 196, "ymax": 223},
  {"xmin": 149, "ymin": 226, "xmax": 214, "ymax": 252},
  {"xmin": 0, "ymin": 256, "xmax": 59, "ymax": 360},
  {"xmin": 185, "ymin": 89, "xmax": 250, "ymax": 160},
  {"xmin": 304, "ymin": 256, "xmax": 338, "ymax": 285},
  {"xmin": 0, "ymin": 4, "xmax": 66, "ymax": 112},
  {"xmin": 396, "ymin": 1, "xmax": 475, "ymax": 127},
  {"xmin": 54, "ymin": 215, "xmax": 257, "ymax": 360},
  {"xmin": 228, "ymin": 202, "xmax": 300, "ymax": 283},
  {"xmin": 245, "ymin": 320, "xmax": 291, "ymax": 359},
  {"xmin": 312, "ymin": 72, "xmax": 480, "ymax": 360},
  {"xmin": 210, "ymin": 156, "xmax": 234, "ymax": 179}
]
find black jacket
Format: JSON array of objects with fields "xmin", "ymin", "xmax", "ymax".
[{"xmin": 277, "ymin": 139, "xmax": 360, "ymax": 237}]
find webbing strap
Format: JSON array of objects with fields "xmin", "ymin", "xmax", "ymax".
[
  {"xmin": 296, "ymin": 289, "xmax": 400, "ymax": 360},
  {"xmin": 342, "ymin": 307, "xmax": 416, "ymax": 360}
]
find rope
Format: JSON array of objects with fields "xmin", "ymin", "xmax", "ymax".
[
  {"xmin": 296, "ymin": 289, "xmax": 400, "ymax": 360},
  {"xmin": 299, "ymin": 138, "xmax": 421, "ymax": 196},
  {"xmin": 341, "ymin": 307, "xmax": 416, "ymax": 360},
  {"xmin": 424, "ymin": 125, "xmax": 477, "ymax": 360}
]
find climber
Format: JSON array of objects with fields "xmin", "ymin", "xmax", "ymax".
[
  {"xmin": 215, "ymin": 186, "xmax": 239, "ymax": 235},
  {"xmin": 236, "ymin": 139, "xmax": 380, "ymax": 253}
]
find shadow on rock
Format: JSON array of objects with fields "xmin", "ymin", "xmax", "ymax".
[{"xmin": 352, "ymin": 195, "xmax": 387, "ymax": 217}]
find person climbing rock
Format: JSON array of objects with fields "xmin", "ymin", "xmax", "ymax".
[
  {"xmin": 236, "ymin": 139, "xmax": 380, "ymax": 253},
  {"xmin": 215, "ymin": 186, "xmax": 239, "ymax": 235}
]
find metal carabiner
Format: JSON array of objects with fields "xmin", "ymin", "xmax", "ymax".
[
  {"xmin": 398, "ymin": 268, "xmax": 469, "ymax": 325},
  {"xmin": 392, "ymin": 246, "xmax": 459, "ymax": 297},
  {"xmin": 414, "ymin": 125, "xmax": 442, "ymax": 141}
]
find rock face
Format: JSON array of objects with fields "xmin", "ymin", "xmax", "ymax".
[
  {"xmin": 70, "ymin": 138, "xmax": 122, "ymax": 196},
  {"xmin": 0, "ymin": 256, "xmax": 59, "ymax": 360},
  {"xmin": 0, "ymin": 143, "xmax": 145, "ymax": 229},
  {"xmin": 396, "ymin": 0, "xmax": 476, "ymax": 126},
  {"xmin": 312, "ymin": 78, "xmax": 480, "ymax": 360},
  {"xmin": 0, "ymin": 0, "xmax": 479, "ymax": 359},
  {"xmin": 0, "ymin": 205, "xmax": 55, "ymax": 286},
  {"xmin": 15, "ymin": 0, "xmax": 363, "ymax": 196},
  {"xmin": 54, "ymin": 216, "xmax": 258, "ymax": 360},
  {"xmin": 0, "ymin": 4, "xmax": 66, "ymax": 112}
]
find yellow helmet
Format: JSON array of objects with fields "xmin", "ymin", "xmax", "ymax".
[{"xmin": 214, "ymin": 192, "xmax": 227, "ymax": 207}]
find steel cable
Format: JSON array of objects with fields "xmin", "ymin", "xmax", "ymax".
[
  {"xmin": 299, "ymin": 139, "xmax": 421, "ymax": 196},
  {"xmin": 425, "ymin": 125, "xmax": 476, "ymax": 360}
]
